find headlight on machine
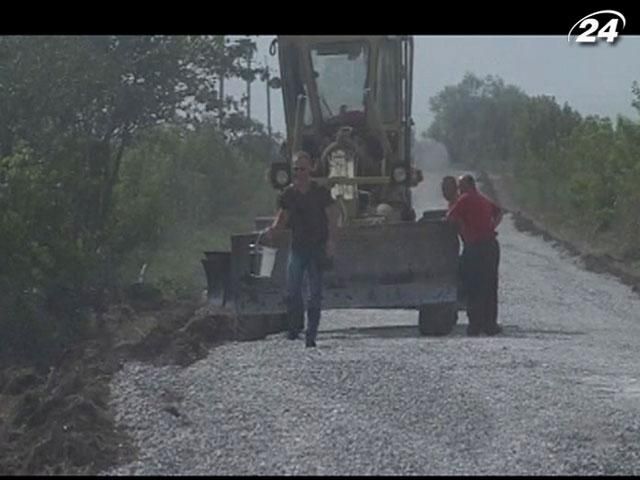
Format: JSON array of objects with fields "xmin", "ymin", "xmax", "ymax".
[
  {"xmin": 275, "ymin": 169, "xmax": 290, "ymax": 186},
  {"xmin": 391, "ymin": 165, "xmax": 408, "ymax": 184},
  {"xmin": 270, "ymin": 163, "xmax": 291, "ymax": 189}
]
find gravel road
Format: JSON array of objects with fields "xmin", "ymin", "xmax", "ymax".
[{"xmin": 103, "ymin": 160, "xmax": 640, "ymax": 475}]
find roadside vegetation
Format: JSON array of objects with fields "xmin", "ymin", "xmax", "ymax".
[
  {"xmin": 426, "ymin": 72, "xmax": 640, "ymax": 270},
  {"xmin": 0, "ymin": 36, "xmax": 278, "ymax": 367}
]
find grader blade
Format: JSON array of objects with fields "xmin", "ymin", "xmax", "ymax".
[
  {"xmin": 224, "ymin": 219, "xmax": 459, "ymax": 315},
  {"xmin": 324, "ymin": 220, "xmax": 459, "ymax": 309}
]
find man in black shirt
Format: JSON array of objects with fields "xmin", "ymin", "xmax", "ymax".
[{"xmin": 265, "ymin": 151, "xmax": 338, "ymax": 347}]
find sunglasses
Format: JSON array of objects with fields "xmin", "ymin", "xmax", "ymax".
[{"xmin": 293, "ymin": 167, "xmax": 308, "ymax": 172}]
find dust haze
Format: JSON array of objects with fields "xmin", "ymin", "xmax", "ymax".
[{"xmin": 239, "ymin": 35, "xmax": 640, "ymax": 136}]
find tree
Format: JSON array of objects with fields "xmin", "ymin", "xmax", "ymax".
[
  {"xmin": 0, "ymin": 36, "xmax": 260, "ymax": 238},
  {"xmin": 0, "ymin": 35, "xmax": 264, "ymax": 361},
  {"xmin": 427, "ymin": 73, "xmax": 529, "ymax": 167}
]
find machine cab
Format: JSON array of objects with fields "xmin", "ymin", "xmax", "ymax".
[{"xmin": 270, "ymin": 36, "xmax": 416, "ymax": 211}]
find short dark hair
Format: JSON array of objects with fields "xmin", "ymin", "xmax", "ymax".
[
  {"xmin": 441, "ymin": 175, "xmax": 457, "ymax": 187},
  {"xmin": 293, "ymin": 150, "xmax": 313, "ymax": 166},
  {"xmin": 459, "ymin": 174, "xmax": 476, "ymax": 189}
]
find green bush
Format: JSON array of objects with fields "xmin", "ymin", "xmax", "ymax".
[
  {"xmin": 0, "ymin": 35, "xmax": 276, "ymax": 364},
  {"xmin": 110, "ymin": 122, "xmax": 277, "ymax": 296}
]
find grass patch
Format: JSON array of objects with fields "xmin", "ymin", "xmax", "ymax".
[{"xmin": 117, "ymin": 188, "xmax": 277, "ymax": 300}]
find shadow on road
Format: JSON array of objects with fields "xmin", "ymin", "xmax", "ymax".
[
  {"xmin": 319, "ymin": 324, "xmax": 585, "ymax": 340},
  {"xmin": 503, "ymin": 325, "xmax": 585, "ymax": 338},
  {"xmin": 321, "ymin": 325, "xmax": 420, "ymax": 340}
]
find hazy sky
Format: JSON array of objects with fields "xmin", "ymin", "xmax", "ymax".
[{"xmin": 228, "ymin": 35, "xmax": 640, "ymax": 135}]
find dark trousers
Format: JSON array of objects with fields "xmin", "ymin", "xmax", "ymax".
[
  {"xmin": 285, "ymin": 248, "xmax": 324, "ymax": 342},
  {"xmin": 460, "ymin": 238, "xmax": 500, "ymax": 333}
]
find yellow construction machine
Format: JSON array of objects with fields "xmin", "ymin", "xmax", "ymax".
[{"xmin": 203, "ymin": 36, "xmax": 459, "ymax": 335}]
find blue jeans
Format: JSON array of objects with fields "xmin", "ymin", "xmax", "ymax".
[{"xmin": 286, "ymin": 248, "xmax": 324, "ymax": 342}]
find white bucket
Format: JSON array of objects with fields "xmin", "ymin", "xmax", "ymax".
[
  {"xmin": 250, "ymin": 230, "xmax": 278, "ymax": 278},
  {"xmin": 249, "ymin": 242, "xmax": 278, "ymax": 278},
  {"xmin": 257, "ymin": 245, "xmax": 277, "ymax": 278}
]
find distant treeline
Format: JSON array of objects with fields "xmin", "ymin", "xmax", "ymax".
[
  {"xmin": 427, "ymin": 73, "xmax": 640, "ymax": 255},
  {"xmin": 0, "ymin": 36, "xmax": 277, "ymax": 364}
]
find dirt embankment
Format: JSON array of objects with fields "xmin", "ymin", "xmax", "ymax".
[
  {"xmin": 478, "ymin": 171, "xmax": 640, "ymax": 296},
  {"xmin": 0, "ymin": 293, "xmax": 264, "ymax": 475}
]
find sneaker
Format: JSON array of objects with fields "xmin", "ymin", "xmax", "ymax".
[{"xmin": 305, "ymin": 339, "xmax": 316, "ymax": 348}]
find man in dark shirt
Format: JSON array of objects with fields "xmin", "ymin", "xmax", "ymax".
[
  {"xmin": 442, "ymin": 175, "xmax": 465, "ymax": 308},
  {"xmin": 441, "ymin": 175, "xmax": 459, "ymax": 209},
  {"xmin": 265, "ymin": 151, "xmax": 338, "ymax": 347},
  {"xmin": 446, "ymin": 174, "xmax": 503, "ymax": 336}
]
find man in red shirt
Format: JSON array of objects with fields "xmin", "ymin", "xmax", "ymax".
[{"xmin": 446, "ymin": 174, "xmax": 503, "ymax": 336}]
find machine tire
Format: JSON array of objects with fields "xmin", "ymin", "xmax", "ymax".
[{"xmin": 418, "ymin": 303, "xmax": 457, "ymax": 336}]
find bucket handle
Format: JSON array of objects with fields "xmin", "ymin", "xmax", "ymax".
[
  {"xmin": 251, "ymin": 229, "xmax": 274, "ymax": 250},
  {"xmin": 253, "ymin": 229, "xmax": 266, "ymax": 248}
]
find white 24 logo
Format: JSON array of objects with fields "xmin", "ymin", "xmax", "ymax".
[{"xmin": 568, "ymin": 10, "xmax": 626, "ymax": 44}]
